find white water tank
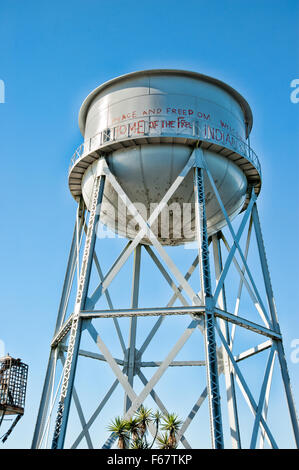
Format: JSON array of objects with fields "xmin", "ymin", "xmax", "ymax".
[{"xmin": 68, "ymin": 69, "xmax": 261, "ymax": 245}]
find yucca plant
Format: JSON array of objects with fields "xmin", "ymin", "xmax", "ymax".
[
  {"xmin": 148, "ymin": 410, "xmax": 162, "ymax": 449},
  {"xmin": 108, "ymin": 408, "xmax": 182, "ymax": 449},
  {"xmin": 156, "ymin": 432, "xmax": 171, "ymax": 449},
  {"xmin": 107, "ymin": 416, "xmax": 130, "ymax": 449},
  {"xmin": 126, "ymin": 417, "xmax": 140, "ymax": 442},
  {"xmin": 160, "ymin": 413, "xmax": 182, "ymax": 448},
  {"xmin": 135, "ymin": 405, "xmax": 152, "ymax": 440},
  {"xmin": 130, "ymin": 437, "xmax": 149, "ymax": 449}
]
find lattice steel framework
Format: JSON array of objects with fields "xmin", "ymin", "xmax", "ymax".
[
  {"xmin": 32, "ymin": 148, "xmax": 299, "ymax": 449},
  {"xmin": 0, "ymin": 356, "xmax": 28, "ymax": 443},
  {"xmin": 0, "ymin": 356, "xmax": 28, "ymax": 415}
]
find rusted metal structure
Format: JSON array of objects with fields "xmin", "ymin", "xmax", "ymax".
[{"xmin": 0, "ymin": 355, "xmax": 28, "ymax": 442}]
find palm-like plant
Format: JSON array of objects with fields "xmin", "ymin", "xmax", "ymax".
[
  {"xmin": 126, "ymin": 417, "xmax": 140, "ymax": 443},
  {"xmin": 157, "ymin": 432, "xmax": 171, "ymax": 449},
  {"xmin": 108, "ymin": 409, "xmax": 182, "ymax": 449},
  {"xmin": 160, "ymin": 413, "xmax": 182, "ymax": 448},
  {"xmin": 148, "ymin": 410, "xmax": 162, "ymax": 449},
  {"xmin": 107, "ymin": 416, "xmax": 130, "ymax": 449},
  {"xmin": 130, "ymin": 437, "xmax": 149, "ymax": 449},
  {"xmin": 135, "ymin": 405, "xmax": 152, "ymax": 440}
]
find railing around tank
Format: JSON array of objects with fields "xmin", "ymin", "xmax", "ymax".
[{"xmin": 69, "ymin": 117, "xmax": 261, "ymax": 177}]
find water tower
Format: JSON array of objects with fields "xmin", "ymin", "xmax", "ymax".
[{"xmin": 32, "ymin": 70, "xmax": 299, "ymax": 449}]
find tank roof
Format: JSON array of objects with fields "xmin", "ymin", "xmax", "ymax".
[{"xmin": 78, "ymin": 69, "xmax": 253, "ymax": 138}]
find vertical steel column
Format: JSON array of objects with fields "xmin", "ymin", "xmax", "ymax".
[
  {"xmin": 55, "ymin": 198, "xmax": 86, "ymax": 332},
  {"xmin": 51, "ymin": 174, "xmax": 106, "ymax": 449},
  {"xmin": 31, "ymin": 350, "xmax": 56, "ymax": 448},
  {"xmin": 252, "ymin": 203, "xmax": 299, "ymax": 447},
  {"xmin": 32, "ymin": 200, "xmax": 85, "ymax": 449},
  {"xmin": 194, "ymin": 161, "xmax": 224, "ymax": 449},
  {"xmin": 124, "ymin": 244, "xmax": 141, "ymax": 412},
  {"xmin": 212, "ymin": 233, "xmax": 241, "ymax": 448}
]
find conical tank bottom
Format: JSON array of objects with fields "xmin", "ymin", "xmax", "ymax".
[{"xmin": 81, "ymin": 144, "xmax": 247, "ymax": 246}]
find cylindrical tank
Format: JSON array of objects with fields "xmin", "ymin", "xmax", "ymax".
[{"xmin": 68, "ymin": 70, "xmax": 261, "ymax": 245}]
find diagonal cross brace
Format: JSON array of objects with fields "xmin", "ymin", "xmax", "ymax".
[
  {"xmin": 87, "ymin": 151, "xmax": 201, "ymax": 310},
  {"xmin": 204, "ymin": 162, "xmax": 271, "ymax": 329},
  {"xmin": 85, "ymin": 320, "xmax": 199, "ymax": 448},
  {"xmin": 215, "ymin": 321, "xmax": 278, "ymax": 448}
]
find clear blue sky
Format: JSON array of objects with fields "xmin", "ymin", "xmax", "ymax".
[{"xmin": 0, "ymin": 0, "xmax": 298, "ymax": 449}]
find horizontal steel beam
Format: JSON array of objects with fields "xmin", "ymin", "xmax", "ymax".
[
  {"xmin": 81, "ymin": 306, "xmax": 204, "ymax": 318},
  {"xmin": 213, "ymin": 308, "xmax": 281, "ymax": 341},
  {"xmin": 139, "ymin": 360, "xmax": 206, "ymax": 367},
  {"xmin": 80, "ymin": 307, "xmax": 282, "ymax": 341},
  {"xmin": 62, "ymin": 343, "xmax": 272, "ymax": 369},
  {"xmin": 51, "ymin": 308, "xmax": 280, "ymax": 351},
  {"xmin": 51, "ymin": 314, "xmax": 74, "ymax": 348},
  {"xmin": 59, "ymin": 346, "xmax": 124, "ymax": 366}
]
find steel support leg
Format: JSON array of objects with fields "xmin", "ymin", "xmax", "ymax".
[
  {"xmin": 252, "ymin": 203, "xmax": 299, "ymax": 447},
  {"xmin": 124, "ymin": 244, "xmax": 141, "ymax": 412},
  {"xmin": 32, "ymin": 200, "xmax": 85, "ymax": 449},
  {"xmin": 51, "ymin": 173, "xmax": 106, "ymax": 449},
  {"xmin": 212, "ymin": 233, "xmax": 241, "ymax": 448},
  {"xmin": 31, "ymin": 349, "xmax": 57, "ymax": 448},
  {"xmin": 194, "ymin": 162, "xmax": 224, "ymax": 449}
]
